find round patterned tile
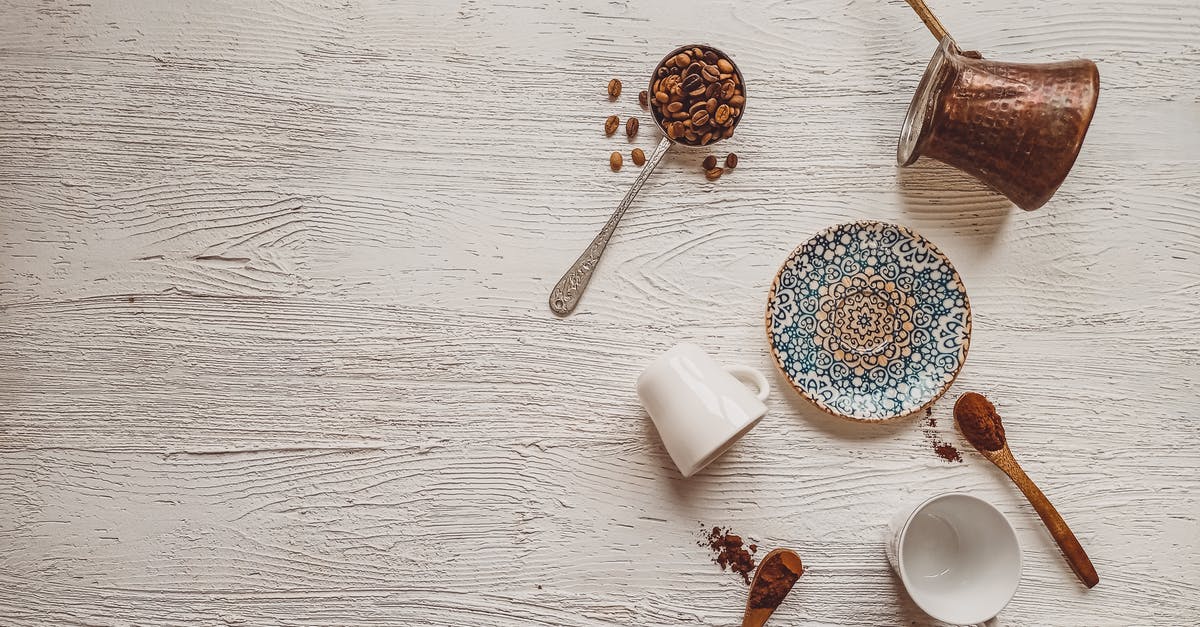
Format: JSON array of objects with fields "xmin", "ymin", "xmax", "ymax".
[{"xmin": 766, "ymin": 221, "xmax": 972, "ymax": 421}]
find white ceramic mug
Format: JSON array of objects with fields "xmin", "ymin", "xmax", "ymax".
[
  {"xmin": 636, "ymin": 343, "xmax": 769, "ymax": 478},
  {"xmin": 885, "ymin": 493, "xmax": 1022, "ymax": 626}
]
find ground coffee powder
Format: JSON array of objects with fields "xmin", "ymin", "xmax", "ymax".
[{"xmin": 699, "ymin": 525, "xmax": 757, "ymax": 584}]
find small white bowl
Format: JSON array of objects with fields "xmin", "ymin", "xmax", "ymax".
[{"xmin": 886, "ymin": 493, "xmax": 1022, "ymax": 625}]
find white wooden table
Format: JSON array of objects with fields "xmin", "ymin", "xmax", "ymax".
[{"xmin": 1, "ymin": 1, "xmax": 1197, "ymax": 625}]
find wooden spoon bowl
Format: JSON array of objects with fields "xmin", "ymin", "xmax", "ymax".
[{"xmin": 742, "ymin": 548, "xmax": 804, "ymax": 627}]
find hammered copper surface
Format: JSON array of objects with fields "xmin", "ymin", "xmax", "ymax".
[{"xmin": 906, "ymin": 42, "xmax": 1100, "ymax": 211}]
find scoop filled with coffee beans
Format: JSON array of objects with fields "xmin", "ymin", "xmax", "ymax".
[
  {"xmin": 549, "ymin": 44, "xmax": 747, "ymax": 316},
  {"xmin": 650, "ymin": 45, "xmax": 746, "ymax": 146}
]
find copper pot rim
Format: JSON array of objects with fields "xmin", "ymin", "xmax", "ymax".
[{"xmin": 897, "ymin": 36, "xmax": 956, "ymax": 166}]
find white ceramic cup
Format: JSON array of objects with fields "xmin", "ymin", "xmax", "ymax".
[
  {"xmin": 885, "ymin": 493, "xmax": 1022, "ymax": 626},
  {"xmin": 636, "ymin": 343, "xmax": 769, "ymax": 478}
]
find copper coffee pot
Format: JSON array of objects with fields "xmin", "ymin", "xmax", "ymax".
[{"xmin": 898, "ymin": 1, "xmax": 1100, "ymax": 211}]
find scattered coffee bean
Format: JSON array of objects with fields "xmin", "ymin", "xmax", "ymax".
[
  {"xmin": 650, "ymin": 46, "xmax": 745, "ymax": 146},
  {"xmin": 703, "ymin": 155, "xmax": 718, "ymax": 170},
  {"xmin": 705, "ymin": 167, "xmax": 724, "ymax": 181},
  {"xmin": 608, "ymin": 78, "xmax": 622, "ymax": 99},
  {"xmin": 626, "ymin": 117, "xmax": 638, "ymax": 138},
  {"xmin": 605, "ymin": 115, "xmax": 619, "ymax": 136},
  {"xmin": 610, "ymin": 151, "xmax": 622, "ymax": 171},
  {"xmin": 638, "ymin": 90, "xmax": 649, "ymax": 107},
  {"xmin": 725, "ymin": 153, "xmax": 738, "ymax": 169},
  {"xmin": 631, "ymin": 148, "xmax": 646, "ymax": 166}
]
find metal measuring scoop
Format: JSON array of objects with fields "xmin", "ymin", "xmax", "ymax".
[{"xmin": 548, "ymin": 44, "xmax": 747, "ymax": 316}]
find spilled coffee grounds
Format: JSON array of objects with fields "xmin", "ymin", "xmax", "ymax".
[
  {"xmin": 923, "ymin": 407, "xmax": 962, "ymax": 463},
  {"xmin": 699, "ymin": 524, "xmax": 757, "ymax": 584}
]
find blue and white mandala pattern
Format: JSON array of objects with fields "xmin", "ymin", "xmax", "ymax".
[{"xmin": 766, "ymin": 222, "xmax": 971, "ymax": 421}]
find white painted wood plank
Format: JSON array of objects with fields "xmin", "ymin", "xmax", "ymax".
[{"xmin": 0, "ymin": 0, "xmax": 1197, "ymax": 625}]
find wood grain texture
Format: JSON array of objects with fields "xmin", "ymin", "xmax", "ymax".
[{"xmin": 0, "ymin": 0, "xmax": 1197, "ymax": 625}]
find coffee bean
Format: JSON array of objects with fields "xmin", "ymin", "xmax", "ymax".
[
  {"xmin": 608, "ymin": 78, "xmax": 622, "ymax": 99},
  {"xmin": 691, "ymin": 109, "xmax": 710, "ymax": 126},
  {"xmin": 682, "ymin": 73, "xmax": 702, "ymax": 93},
  {"xmin": 684, "ymin": 129, "xmax": 698, "ymax": 143},
  {"xmin": 721, "ymin": 126, "xmax": 735, "ymax": 138},
  {"xmin": 685, "ymin": 61, "xmax": 703, "ymax": 77},
  {"xmin": 702, "ymin": 64, "xmax": 721, "ymax": 83},
  {"xmin": 605, "ymin": 115, "xmax": 619, "ymax": 136},
  {"xmin": 655, "ymin": 91, "xmax": 669, "ymax": 104},
  {"xmin": 666, "ymin": 101, "xmax": 684, "ymax": 113},
  {"xmin": 719, "ymin": 80, "xmax": 736, "ymax": 101},
  {"xmin": 625, "ymin": 117, "xmax": 638, "ymax": 138},
  {"xmin": 717, "ymin": 59, "xmax": 734, "ymax": 74},
  {"xmin": 714, "ymin": 104, "xmax": 731, "ymax": 125},
  {"xmin": 705, "ymin": 82, "xmax": 720, "ymax": 98},
  {"xmin": 706, "ymin": 97, "xmax": 718, "ymax": 115},
  {"xmin": 638, "ymin": 90, "xmax": 649, "ymax": 107},
  {"xmin": 657, "ymin": 66, "xmax": 668, "ymax": 78},
  {"xmin": 691, "ymin": 47, "xmax": 703, "ymax": 59},
  {"xmin": 705, "ymin": 167, "xmax": 724, "ymax": 181},
  {"xmin": 703, "ymin": 155, "xmax": 718, "ymax": 170},
  {"xmin": 703, "ymin": 50, "xmax": 719, "ymax": 64},
  {"xmin": 667, "ymin": 122, "xmax": 683, "ymax": 139},
  {"xmin": 701, "ymin": 132, "xmax": 714, "ymax": 145},
  {"xmin": 610, "ymin": 151, "xmax": 622, "ymax": 171},
  {"xmin": 725, "ymin": 153, "xmax": 738, "ymax": 169},
  {"xmin": 631, "ymin": 148, "xmax": 646, "ymax": 166},
  {"xmin": 675, "ymin": 52, "xmax": 691, "ymax": 67},
  {"xmin": 729, "ymin": 95, "xmax": 745, "ymax": 108}
]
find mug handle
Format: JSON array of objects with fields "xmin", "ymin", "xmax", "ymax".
[{"xmin": 725, "ymin": 365, "xmax": 769, "ymax": 402}]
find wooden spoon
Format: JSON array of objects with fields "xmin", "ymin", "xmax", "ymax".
[
  {"xmin": 954, "ymin": 392, "xmax": 1099, "ymax": 588},
  {"xmin": 742, "ymin": 548, "xmax": 804, "ymax": 627}
]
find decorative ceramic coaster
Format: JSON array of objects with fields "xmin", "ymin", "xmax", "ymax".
[{"xmin": 766, "ymin": 221, "xmax": 971, "ymax": 421}]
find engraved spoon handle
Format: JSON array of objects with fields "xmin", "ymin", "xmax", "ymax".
[{"xmin": 549, "ymin": 136, "xmax": 672, "ymax": 316}]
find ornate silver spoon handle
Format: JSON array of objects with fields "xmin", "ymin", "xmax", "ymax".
[{"xmin": 549, "ymin": 136, "xmax": 673, "ymax": 316}]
